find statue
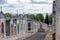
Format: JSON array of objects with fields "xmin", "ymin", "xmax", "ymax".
[
  {"xmin": 38, "ymin": 21, "xmax": 45, "ymax": 32},
  {"xmin": 40, "ymin": 22, "xmax": 43, "ymax": 29}
]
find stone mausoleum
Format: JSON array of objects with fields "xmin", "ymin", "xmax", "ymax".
[{"xmin": 0, "ymin": 8, "xmax": 40, "ymax": 38}]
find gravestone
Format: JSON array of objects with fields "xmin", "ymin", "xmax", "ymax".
[{"xmin": 38, "ymin": 22, "xmax": 45, "ymax": 32}]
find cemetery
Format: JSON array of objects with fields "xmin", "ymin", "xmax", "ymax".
[
  {"xmin": 0, "ymin": 8, "xmax": 48, "ymax": 40},
  {"xmin": 0, "ymin": 0, "xmax": 59, "ymax": 40}
]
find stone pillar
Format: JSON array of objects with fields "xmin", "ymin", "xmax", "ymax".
[
  {"xmin": 0, "ymin": 22, "xmax": 1, "ymax": 38},
  {"xmin": 31, "ymin": 21, "xmax": 33, "ymax": 31},
  {"xmin": 4, "ymin": 20, "xmax": 6, "ymax": 38},
  {"xmin": 10, "ymin": 20, "xmax": 14, "ymax": 37},
  {"xmin": 16, "ymin": 19, "xmax": 19, "ymax": 36},
  {"xmin": 25, "ymin": 21, "xmax": 28, "ymax": 32},
  {"xmin": 55, "ymin": 0, "xmax": 60, "ymax": 40},
  {"xmin": 19, "ymin": 21, "xmax": 21, "ymax": 35}
]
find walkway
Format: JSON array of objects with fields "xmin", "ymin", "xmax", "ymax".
[{"xmin": 23, "ymin": 32, "xmax": 47, "ymax": 40}]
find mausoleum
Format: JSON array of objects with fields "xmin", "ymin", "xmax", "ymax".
[{"xmin": 0, "ymin": 8, "xmax": 40, "ymax": 39}]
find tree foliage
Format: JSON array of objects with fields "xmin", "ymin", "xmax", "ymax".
[
  {"xmin": 24, "ymin": 14, "xmax": 29, "ymax": 16},
  {"xmin": 3, "ymin": 13, "xmax": 45, "ymax": 23},
  {"xmin": 30, "ymin": 14, "xmax": 36, "ymax": 19},
  {"xmin": 49, "ymin": 14, "xmax": 52, "ymax": 24},
  {"xmin": 24, "ymin": 14, "xmax": 44, "ymax": 22},
  {"xmin": 44, "ymin": 13, "xmax": 49, "ymax": 24},
  {"xmin": 35, "ymin": 14, "xmax": 44, "ymax": 22},
  {"xmin": 4, "ymin": 13, "xmax": 12, "ymax": 17}
]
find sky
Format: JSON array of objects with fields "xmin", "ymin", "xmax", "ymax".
[{"xmin": 0, "ymin": 0, "xmax": 53, "ymax": 15}]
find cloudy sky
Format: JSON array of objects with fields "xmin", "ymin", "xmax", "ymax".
[{"xmin": 0, "ymin": 0, "xmax": 53, "ymax": 14}]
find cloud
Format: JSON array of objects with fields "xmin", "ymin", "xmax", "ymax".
[
  {"xmin": 23, "ymin": 4, "xmax": 52, "ymax": 13},
  {"xmin": 0, "ymin": 0, "xmax": 53, "ymax": 14},
  {"xmin": 47, "ymin": 0, "xmax": 53, "ymax": 3},
  {"xmin": 3, "ymin": 4, "xmax": 52, "ymax": 14},
  {"xmin": 32, "ymin": 0, "xmax": 46, "ymax": 2},
  {"xmin": 6, "ymin": 0, "xmax": 53, "ymax": 4},
  {"xmin": 6, "ymin": 0, "xmax": 31, "ymax": 4},
  {"xmin": 0, "ymin": 0, "xmax": 6, "ymax": 4},
  {"xmin": 20, "ymin": 0, "xmax": 31, "ymax": 3},
  {"xmin": 6, "ymin": 0, "xmax": 18, "ymax": 4}
]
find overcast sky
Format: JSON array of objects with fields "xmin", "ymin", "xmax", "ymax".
[{"xmin": 0, "ymin": 0, "xmax": 53, "ymax": 14}]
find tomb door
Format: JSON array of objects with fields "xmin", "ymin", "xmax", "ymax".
[
  {"xmin": 6, "ymin": 20, "xmax": 10, "ymax": 36},
  {"xmin": 28, "ymin": 22, "xmax": 31, "ymax": 31},
  {"xmin": 18, "ymin": 24, "xmax": 19, "ymax": 34},
  {"xmin": 1, "ymin": 22, "xmax": 4, "ymax": 37}
]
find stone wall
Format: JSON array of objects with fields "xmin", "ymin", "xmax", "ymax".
[{"xmin": 55, "ymin": 0, "xmax": 60, "ymax": 40}]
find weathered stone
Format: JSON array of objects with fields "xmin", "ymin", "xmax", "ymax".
[{"xmin": 38, "ymin": 23, "xmax": 45, "ymax": 32}]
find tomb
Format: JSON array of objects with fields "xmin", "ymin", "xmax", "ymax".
[
  {"xmin": 0, "ymin": 6, "xmax": 41, "ymax": 39},
  {"xmin": 0, "ymin": 7, "xmax": 5, "ymax": 38}
]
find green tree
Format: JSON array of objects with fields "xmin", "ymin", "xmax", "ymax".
[
  {"xmin": 35, "ymin": 14, "xmax": 44, "ymax": 22},
  {"xmin": 30, "ymin": 14, "xmax": 36, "ymax": 19},
  {"xmin": 4, "ymin": 13, "xmax": 12, "ymax": 17},
  {"xmin": 24, "ymin": 14, "xmax": 29, "ymax": 16},
  {"xmin": 44, "ymin": 13, "xmax": 49, "ymax": 24},
  {"xmin": 49, "ymin": 14, "xmax": 52, "ymax": 24}
]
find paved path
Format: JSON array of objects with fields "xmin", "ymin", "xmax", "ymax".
[
  {"xmin": 23, "ymin": 32, "xmax": 47, "ymax": 40},
  {"xmin": 44, "ymin": 27, "xmax": 53, "ymax": 40}
]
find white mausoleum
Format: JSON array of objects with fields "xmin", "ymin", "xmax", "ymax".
[{"xmin": 0, "ymin": 9, "xmax": 41, "ymax": 38}]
